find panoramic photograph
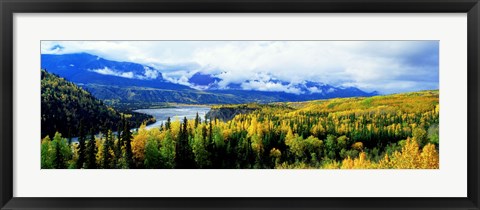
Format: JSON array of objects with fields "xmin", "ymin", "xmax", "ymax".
[{"xmin": 40, "ymin": 41, "xmax": 439, "ymax": 169}]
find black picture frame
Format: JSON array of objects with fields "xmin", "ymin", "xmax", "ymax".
[{"xmin": 1, "ymin": 0, "xmax": 479, "ymax": 209}]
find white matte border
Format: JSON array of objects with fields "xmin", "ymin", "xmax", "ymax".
[{"xmin": 13, "ymin": 13, "xmax": 467, "ymax": 197}]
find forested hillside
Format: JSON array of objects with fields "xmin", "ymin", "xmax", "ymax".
[
  {"xmin": 41, "ymin": 90, "xmax": 439, "ymax": 169},
  {"xmin": 41, "ymin": 70, "xmax": 154, "ymax": 139}
]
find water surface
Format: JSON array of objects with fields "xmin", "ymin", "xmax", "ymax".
[{"xmin": 134, "ymin": 105, "xmax": 211, "ymax": 130}]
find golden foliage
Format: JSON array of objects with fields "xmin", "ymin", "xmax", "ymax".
[
  {"xmin": 420, "ymin": 143, "xmax": 439, "ymax": 169},
  {"xmin": 131, "ymin": 124, "xmax": 148, "ymax": 162},
  {"xmin": 42, "ymin": 89, "xmax": 439, "ymax": 169},
  {"xmin": 336, "ymin": 137, "xmax": 439, "ymax": 169},
  {"xmin": 340, "ymin": 152, "xmax": 375, "ymax": 169},
  {"xmin": 270, "ymin": 148, "xmax": 282, "ymax": 158},
  {"xmin": 351, "ymin": 142, "xmax": 364, "ymax": 151}
]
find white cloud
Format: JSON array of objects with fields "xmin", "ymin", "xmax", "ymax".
[
  {"xmin": 141, "ymin": 67, "xmax": 160, "ymax": 79},
  {"xmin": 241, "ymin": 80, "xmax": 304, "ymax": 94},
  {"xmin": 89, "ymin": 67, "xmax": 134, "ymax": 79},
  {"xmin": 162, "ymin": 70, "xmax": 194, "ymax": 87},
  {"xmin": 308, "ymin": 87, "xmax": 323, "ymax": 94},
  {"xmin": 41, "ymin": 41, "xmax": 438, "ymax": 94}
]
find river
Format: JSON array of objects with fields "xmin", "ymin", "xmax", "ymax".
[
  {"xmin": 68, "ymin": 106, "xmax": 211, "ymax": 143},
  {"xmin": 133, "ymin": 105, "xmax": 211, "ymax": 130}
]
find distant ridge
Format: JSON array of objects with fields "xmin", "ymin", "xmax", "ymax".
[{"xmin": 41, "ymin": 53, "xmax": 378, "ymax": 105}]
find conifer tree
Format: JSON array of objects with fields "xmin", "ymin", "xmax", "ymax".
[
  {"xmin": 165, "ymin": 117, "xmax": 171, "ymax": 130},
  {"xmin": 41, "ymin": 136, "xmax": 54, "ymax": 169},
  {"xmin": 52, "ymin": 132, "xmax": 69, "ymax": 169},
  {"xmin": 86, "ymin": 129, "xmax": 97, "ymax": 169},
  {"xmin": 54, "ymin": 139, "xmax": 65, "ymax": 169},
  {"xmin": 102, "ymin": 128, "xmax": 111, "ymax": 169},
  {"xmin": 144, "ymin": 137, "xmax": 161, "ymax": 168},
  {"xmin": 123, "ymin": 118, "xmax": 134, "ymax": 168},
  {"xmin": 175, "ymin": 117, "xmax": 194, "ymax": 168},
  {"xmin": 76, "ymin": 120, "xmax": 86, "ymax": 169},
  {"xmin": 113, "ymin": 123, "xmax": 123, "ymax": 168},
  {"xmin": 194, "ymin": 112, "xmax": 200, "ymax": 128}
]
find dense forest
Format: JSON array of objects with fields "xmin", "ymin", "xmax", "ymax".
[
  {"xmin": 41, "ymin": 90, "xmax": 439, "ymax": 169},
  {"xmin": 41, "ymin": 70, "xmax": 155, "ymax": 139}
]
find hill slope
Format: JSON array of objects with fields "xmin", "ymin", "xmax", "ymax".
[{"xmin": 41, "ymin": 70, "xmax": 153, "ymax": 138}]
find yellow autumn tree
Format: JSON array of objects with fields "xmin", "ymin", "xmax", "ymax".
[
  {"xmin": 340, "ymin": 152, "xmax": 374, "ymax": 169},
  {"xmin": 270, "ymin": 148, "xmax": 282, "ymax": 165},
  {"xmin": 391, "ymin": 137, "xmax": 422, "ymax": 169},
  {"xmin": 420, "ymin": 143, "xmax": 439, "ymax": 169},
  {"xmin": 131, "ymin": 124, "xmax": 148, "ymax": 164},
  {"xmin": 377, "ymin": 153, "xmax": 394, "ymax": 169},
  {"xmin": 383, "ymin": 138, "xmax": 439, "ymax": 169}
]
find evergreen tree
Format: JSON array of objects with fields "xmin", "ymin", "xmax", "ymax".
[
  {"xmin": 208, "ymin": 120, "xmax": 213, "ymax": 145},
  {"xmin": 175, "ymin": 117, "xmax": 195, "ymax": 168},
  {"xmin": 144, "ymin": 137, "xmax": 161, "ymax": 168},
  {"xmin": 102, "ymin": 129, "xmax": 111, "ymax": 169},
  {"xmin": 165, "ymin": 117, "xmax": 171, "ymax": 130},
  {"xmin": 123, "ymin": 118, "xmax": 134, "ymax": 168},
  {"xmin": 54, "ymin": 139, "xmax": 65, "ymax": 169},
  {"xmin": 160, "ymin": 130, "xmax": 175, "ymax": 168},
  {"xmin": 194, "ymin": 112, "xmax": 200, "ymax": 128},
  {"xmin": 86, "ymin": 129, "xmax": 97, "ymax": 169},
  {"xmin": 41, "ymin": 136, "xmax": 54, "ymax": 169},
  {"xmin": 52, "ymin": 132, "xmax": 70, "ymax": 169},
  {"xmin": 207, "ymin": 120, "xmax": 215, "ymax": 167},
  {"xmin": 113, "ymin": 123, "xmax": 123, "ymax": 168},
  {"xmin": 202, "ymin": 124, "xmax": 208, "ymax": 146},
  {"xmin": 76, "ymin": 120, "xmax": 86, "ymax": 168}
]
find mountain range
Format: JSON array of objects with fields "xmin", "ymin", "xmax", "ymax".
[{"xmin": 41, "ymin": 53, "xmax": 378, "ymax": 105}]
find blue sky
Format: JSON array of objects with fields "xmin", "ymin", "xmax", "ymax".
[{"xmin": 41, "ymin": 41, "xmax": 439, "ymax": 94}]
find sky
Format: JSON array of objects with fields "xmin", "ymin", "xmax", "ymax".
[{"xmin": 41, "ymin": 41, "xmax": 439, "ymax": 94}]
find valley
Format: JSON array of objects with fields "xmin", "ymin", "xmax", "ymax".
[
  {"xmin": 41, "ymin": 71, "xmax": 440, "ymax": 169},
  {"xmin": 39, "ymin": 41, "xmax": 439, "ymax": 169}
]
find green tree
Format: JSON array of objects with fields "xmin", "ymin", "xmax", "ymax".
[
  {"xmin": 41, "ymin": 136, "xmax": 54, "ymax": 169},
  {"xmin": 102, "ymin": 129, "xmax": 112, "ymax": 168},
  {"xmin": 413, "ymin": 127, "xmax": 428, "ymax": 147},
  {"xmin": 86, "ymin": 129, "xmax": 97, "ymax": 169},
  {"xmin": 165, "ymin": 117, "xmax": 171, "ymax": 130},
  {"xmin": 194, "ymin": 112, "xmax": 200, "ymax": 128},
  {"xmin": 76, "ymin": 121, "xmax": 86, "ymax": 168},
  {"xmin": 123, "ymin": 119, "xmax": 134, "ymax": 168},
  {"xmin": 324, "ymin": 134, "xmax": 337, "ymax": 160},
  {"xmin": 336, "ymin": 135, "xmax": 348, "ymax": 150},
  {"xmin": 160, "ymin": 130, "xmax": 175, "ymax": 168},
  {"xmin": 113, "ymin": 124, "xmax": 123, "ymax": 168},
  {"xmin": 427, "ymin": 124, "xmax": 439, "ymax": 145},
  {"xmin": 52, "ymin": 132, "xmax": 71, "ymax": 169},
  {"xmin": 305, "ymin": 135, "xmax": 324, "ymax": 160},
  {"xmin": 144, "ymin": 137, "xmax": 162, "ymax": 168},
  {"xmin": 192, "ymin": 125, "xmax": 210, "ymax": 168},
  {"xmin": 175, "ymin": 117, "xmax": 195, "ymax": 168}
]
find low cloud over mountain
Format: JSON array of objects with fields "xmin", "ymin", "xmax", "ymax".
[
  {"xmin": 41, "ymin": 40, "xmax": 439, "ymax": 94},
  {"xmin": 41, "ymin": 52, "xmax": 378, "ymax": 104}
]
